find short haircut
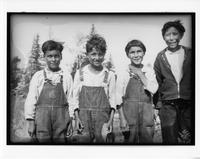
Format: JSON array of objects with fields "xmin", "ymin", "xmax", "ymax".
[
  {"xmin": 86, "ymin": 34, "xmax": 107, "ymax": 54},
  {"xmin": 125, "ymin": 39, "xmax": 146, "ymax": 56},
  {"xmin": 42, "ymin": 40, "xmax": 63, "ymax": 55},
  {"xmin": 162, "ymin": 20, "xmax": 185, "ymax": 37}
]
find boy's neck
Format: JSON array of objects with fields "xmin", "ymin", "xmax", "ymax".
[
  {"xmin": 168, "ymin": 45, "xmax": 181, "ymax": 52},
  {"xmin": 130, "ymin": 62, "xmax": 143, "ymax": 68},
  {"xmin": 47, "ymin": 67, "xmax": 61, "ymax": 72},
  {"xmin": 88, "ymin": 64, "xmax": 103, "ymax": 74}
]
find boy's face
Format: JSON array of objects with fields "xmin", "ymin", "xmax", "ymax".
[
  {"xmin": 87, "ymin": 48, "xmax": 105, "ymax": 69},
  {"xmin": 128, "ymin": 46, "xmax": 144, "ymax": 65},
  {"xmin": 163, "ymin": 27, "xmax": 182, "ymax": 50},
  {"xmin": 45, "ymin": 50, "xmax": 62, "ymax": 71}
]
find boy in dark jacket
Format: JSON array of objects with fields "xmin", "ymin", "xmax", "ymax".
[{"xmin": 154, "ymin": 20, "xmax": 193, "ymax": 144}]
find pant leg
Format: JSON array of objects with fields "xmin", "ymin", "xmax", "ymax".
[
  {"xmin": 159, "ymin": 102, "xmax": 178, "ymax": 144},
  {"xmin": 35, "ymin": 108, "xmax": 52, "ymax": 143},
  {"xmin": 123, "ymin": 101, "xmax": 139, "ymax": 143},
  {"xmin": 94, "ymin": 110, "xmax": 109, "ymax": 143},
  {"xmin": 178, "ymin": 101, "xmax": 192, "ymax": 144},
  {"xmin": 128, "ymin": 126, "xmax": 138, "ymax": 143},
  {"xmin": 140, "ymin": 102, "xmax": 154, "ymax": 144},
  {"xmin": 52, "ymin": 107, "xmax": 70, "ymax": 143},
  {"xmin": 77, "ymin": 110, "xmax": 93, "ymax": 143}
]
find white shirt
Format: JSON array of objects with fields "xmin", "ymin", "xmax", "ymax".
[
  {"xmin": 116, "ymin": 63, "xmax": 158, "ymax": 106},
  {"xmin": 24, "ymin": 68, "xmax": 74, "ymax": 119},
  {"xmin": 73, "ymin": 65, "xmax": 116, "ymax": 110},
  {"xmin": 165, "ymin": 47, "xmax": 185, "ymax": 84}
]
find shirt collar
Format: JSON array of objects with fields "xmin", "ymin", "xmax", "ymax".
[
  {"xmin": 167, "ymin": 46, "xmax": 183, "ymax": 55},
  {"xmin": 45, "ymin": 67, "xmax": 63, "ymax": 75}
]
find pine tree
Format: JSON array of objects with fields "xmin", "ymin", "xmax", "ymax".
[
  {"xmin": 26, "ymin": 34, "xmax": 42, "ymax": 78},
  {"xmin": 16, "ymin": 34, "xmax": 43, "ymax": 97},
  {"xmin": 10, "ymin": 56, "xmax": 22, "ymax": 92}
]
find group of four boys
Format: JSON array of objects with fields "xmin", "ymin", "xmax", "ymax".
[{"xmin": 24, "ymin": 20, "xmax": 192, "ymax": 144}]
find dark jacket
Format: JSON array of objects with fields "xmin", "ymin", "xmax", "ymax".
[{"xmin": 154, "ymin": 46, "xmax": 193, "ymax": 101}]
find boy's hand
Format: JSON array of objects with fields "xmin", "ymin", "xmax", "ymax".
[
  {"xmin": 120, "ymin": 117, "xmax": 129, "ymax": 132},
  {"xmin": 66, "ymin": 117, "xmax": 73, "ymax": 137},
  {"xmin": 75, "ymin": 117, "xmax": 84, "ymax": 132},
  {"xmin": 27, "ymin": 120, "xmax": 36, "ymax": 138},
  {"xmin": 129, "ymin": 65, "xmax": 142, "ymax": 76},
  {"xmin": 106, "ymin": 119, "xmax": 113, "ymax": 132}
]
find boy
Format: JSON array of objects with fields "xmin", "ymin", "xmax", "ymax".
[
  {"xmin": 24, "ymin": 40, "xmax": 73, "ymax": 143},
  {"xmin": 73, "ymin": 34, "xmax": 116, "ymax": 143},
  {"xmin": 116, "ymin": 40, "xmax": 158, "ymax": 143},
  {"xmin": 154, "ymin": 20, "xmax": 193, "ymax": 144}
]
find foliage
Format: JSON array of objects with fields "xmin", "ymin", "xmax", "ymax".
[{"xmin": 10, "ymin": 56, "xmax": 22, "ymax": 91}]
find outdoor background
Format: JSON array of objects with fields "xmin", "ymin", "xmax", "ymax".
[{"xmin": 9, "ymin": 13, "xmax": 192, "ymax": 143}]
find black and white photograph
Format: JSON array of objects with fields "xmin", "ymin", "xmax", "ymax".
[
  {"xmin": 7, "ymin": 13, "xmax": 195, "ymax": 145},
  {"xmin": 1, "ymin": 0, "xmax": 200, "ymax": 158}
]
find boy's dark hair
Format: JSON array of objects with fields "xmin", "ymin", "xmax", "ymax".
[
  {"xmin": 86, "ymin": 34, "xmax": 107, "ymax": 54},
  {"xmin": 125, "ymin": 39, "xmax": 146, "ymax": 56},
  {"xmin": 42, "ymin": 40, "xmax": 64, "ymax": 55},
  {"xmin": 162, "ymin": 20, "xmax": 185, "ymax": 37}
]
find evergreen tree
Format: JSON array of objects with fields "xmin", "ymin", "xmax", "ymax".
[
  {"xmin": 15, "ymin": 34, "xmax": 43, "ymax": 97},
  {"xmin": 26, "ymin": 34, "xmax": 42, "ymax": 78},
  {"xmin": 10, "ymin": 56, "xmax": 22, "ymax": 92}
]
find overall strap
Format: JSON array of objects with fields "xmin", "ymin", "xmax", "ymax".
[
  {"xmin": 43, "ymin": 70, "xmax": 48, "ymax": 82},
  {"xmin": 60, "ymin": 74, "xmax": 63, "ymax": 83},
  {"xmin": 79, "ymin": 68, "xmax": 84, "ymax": 81},
  {"xmin": 103, "ymin": 71, "xmax": 109, "ymax": 84}
]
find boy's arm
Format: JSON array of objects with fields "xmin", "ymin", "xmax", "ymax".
[
  {"xmin": 24, "ymin": 72, "xmax": 40, "ymax": 137},
  {"xmin": 153, "ymin": 56, "xmax": 163, "ymax": 109},
  {"xmin": 24, "ymin": 72, "xmax": 40, "ymax": 120},
  {"xmin": 142, "ymin": 67, "xmax": 158, "ymax": 94},
  {"xmin": 66, "ymin": 73, "xmax": 74, "ymax": 118}
]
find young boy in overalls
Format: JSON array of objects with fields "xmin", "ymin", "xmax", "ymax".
[
  {"xmin": 116, "ymin": 40, "xmax": 158, "ymax": 144},
  {"xmin": 24, "ymin": 40, "xmax": 73, "ymax": 143},
  {"xmin": 154, "ymin": 20, "xmax": 193, "ymax": 144},
  {"xmin": 73, "ymin": 34, "xmax": 116, "ymax": 143}
]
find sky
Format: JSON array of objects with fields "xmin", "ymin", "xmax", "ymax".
[{"xmin": 10, "ymin": 14, "xmax": 192, "ymax": 74}]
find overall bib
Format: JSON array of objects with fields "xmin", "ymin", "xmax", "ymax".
[
  {"xmin": 78, "ymin": 70, "xmax": 110, "ymax": 143},
  {"xmin": 123, "ymin": 74, "xmax": 154, "ymax": 144},
  {"xmin": 35, "ymin": 70, "xmax": 70, "ymax": 143}
]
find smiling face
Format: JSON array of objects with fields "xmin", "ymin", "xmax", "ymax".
[
  {"xmin": 128, "ymin": 46, "xmax": 144, "ymax": 66},
  {"xmin": 87, "ymin": 48, "xmax": 105, "ymax": 70},
  {"xmin": 45, "ymin": 50, "xmax": 62, "ymax": 72},
  {"xmin": 163, "ymin": 26, "xmax": 182, "ymax": 51}
]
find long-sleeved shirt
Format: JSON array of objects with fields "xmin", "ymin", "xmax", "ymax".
[
  {"xmin": 165, "ymin": 46, "xmax": 185, "ymax": 84},
  {"xmin": 73, "ymin": 65, "xmax": 116, "ymax": 110},
  {"xmin": 116, "ymin": 63, "xmax": 158, "ymax": 106},
  {"xmin": 24, "ymin": 67, "xmax": 74, "ymax": 120}
]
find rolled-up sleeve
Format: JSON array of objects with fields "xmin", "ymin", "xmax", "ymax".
[
  {"xmin": 144, "ymin": 67, "xmax": 158, "ymax": 94},
  {"xmin": 24, "ymin": 72, "xmax": 39, "ymax": 120}
]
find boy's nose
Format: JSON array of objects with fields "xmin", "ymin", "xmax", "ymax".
[
  {"xmin": 169, "ymin": 34, "xmax": 174, "ymax": 40},
  {"xmin": 52, "ymin": 56, "xmax": 56, "ymax": 61}
]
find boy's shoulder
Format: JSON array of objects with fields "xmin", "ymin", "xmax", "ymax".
[
  {"xmin": 32, "ymin": 69, "xmax": 44, "ymax": 78},
  {"xmin": 182, "ymin": 46, "xmax": 192, "ymax": 53},
  {"xmin": 156, "ymin": 47, "xmax": 168, "ymax": 58}
]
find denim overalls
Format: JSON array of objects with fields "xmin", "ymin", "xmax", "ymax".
[
  {"xmin": 78, "ymin": 69, "xmax": 110, "ymax": 143},
  {"xmin": 35, "ymin": 70, "xmax": 70, "ymax": 143},
  {"xmin": 122, "ymin": 73, "xmax": 154, "ymax": 144}
]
